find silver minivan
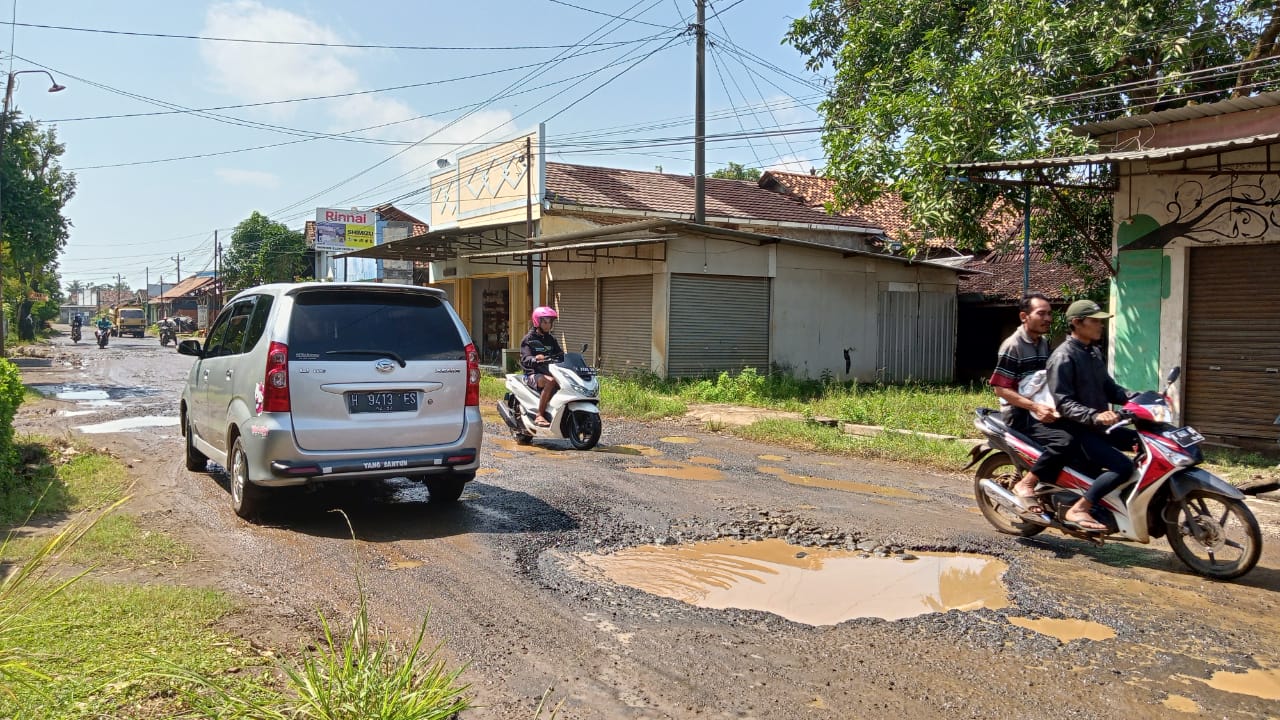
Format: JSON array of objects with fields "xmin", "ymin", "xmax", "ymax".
[{"xmin": 178, "ymin": 282, "xmax": 482, "ymax": 518}]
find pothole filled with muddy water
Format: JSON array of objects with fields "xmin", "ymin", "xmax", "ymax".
[{"xmin": 580, "ymin": 538, "xmax": 1008, "ymax": 625}]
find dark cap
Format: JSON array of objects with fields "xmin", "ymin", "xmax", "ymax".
[{"xmin": 1066, "ymin": 299, "xmax": 1112, "ymax": 320}]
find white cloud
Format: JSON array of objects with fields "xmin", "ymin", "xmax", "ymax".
[
  {"xmin": 215, "ymin": 167, "xmax": 281, "ymax": 189},
  {"xmin": 199, "ymin": 1, "xmax": 517, "ymax": 191}
]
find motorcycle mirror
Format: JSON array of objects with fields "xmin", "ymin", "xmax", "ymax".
[
  {"xmin": 1166, "ymin": 366, "xmax": 1181, "ymax": 384},
  {"xmin": 581, "ymin": 343, "xmax": 589, "ymax": 353}
]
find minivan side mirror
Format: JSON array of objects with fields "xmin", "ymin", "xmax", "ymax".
[{"xmin": 177, "ymin": 339, "xmax": 205, "ymax": 358}]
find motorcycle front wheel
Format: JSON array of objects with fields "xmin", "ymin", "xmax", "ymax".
[
  {"xmin": 564, "ymin": 410, "xmax": 601, "ymax": 451},
  {"xmin": 1165, "ymin": 489, "xmax": 1261, "ymax": 580},
  {"xmin": 973, "ymin": 453, "xmax": 1045, "ymax": 537}
]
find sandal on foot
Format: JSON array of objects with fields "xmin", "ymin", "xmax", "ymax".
[
  {"xmin": 1064, "ymin": 514, "xmax": 1107, "ymax": 532},
  {"xmin": 533, "ymin": 416, "xmax": 551, "ymax": 427},
  {"xmin": 1014, "ymin": 487, "xmax": 1043, "ymax": 515}
]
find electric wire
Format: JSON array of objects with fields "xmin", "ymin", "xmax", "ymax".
[{"xmin": 0, "ymin": 19, "xmax": 658, "ymax": 51}]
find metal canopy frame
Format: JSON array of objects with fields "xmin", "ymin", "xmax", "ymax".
[
  {"xmin": 463, "ymin": 235, "xmax": 671, "ymax": 267},
  {"xmin": 334, "ymin": 221, "xmax": 529, "ymax": 263},
  {"xmin": 951, "ymin": 132, "xmax": 1280, "ymax": 189}
]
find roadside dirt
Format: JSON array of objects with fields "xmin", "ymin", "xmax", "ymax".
[{"xmin": 13, "ymin": 330, "xmax": 1280, "ymax": 719}]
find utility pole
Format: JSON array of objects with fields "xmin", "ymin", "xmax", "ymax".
[
  {"xmin": 173, "ymin": 254, "xmax": 183, "ymax": 283},
  {"xmin": 145, "ymin": 267, "xmax": 150, "ymax": 322},
  {"xmin": 694, "ymin": 0, "xmax": 706, "ymax": 224},
  {"xmin": 525, "ymin": 136, "xmax": 535, "ymax": 314},
  {"xmin": 213, "ymin": 230, "xmax": 220, "ymax": 317}
]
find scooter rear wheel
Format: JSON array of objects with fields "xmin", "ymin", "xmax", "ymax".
[{"xmin": 974, "ymin": 453, "xmax": 1045, "ymax": 537}]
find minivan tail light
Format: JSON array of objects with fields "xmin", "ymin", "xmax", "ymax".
[
  {"xmin": 464, "ymin": 343, "xmax": 480, "ymax": 407},
  {"xmin": 263, "ymin": 341, "xmax": 291, "ymax": 413}
]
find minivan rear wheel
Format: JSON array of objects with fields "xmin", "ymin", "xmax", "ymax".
[
  {"xmin": 229, "ymin": 437, "xmax": 269, "ymax": 519},
  {"xmin": 184, "ymin": 413, "xmax": 207, "ymax": 472},
  {"xmin": 425, "ymin": 473, "xmax": 472, "ymax": 503}
]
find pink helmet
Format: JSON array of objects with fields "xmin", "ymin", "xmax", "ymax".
[{"xmin": 531, "ymin": 306, "xmax": 558, "ymax": 325}]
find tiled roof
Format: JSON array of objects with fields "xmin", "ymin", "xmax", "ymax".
[
  {"xmin": 543, "ymin": 162, "xmax": 881, "ymax": 231},
  {"xmin": 758, "ymin": 170, "xmax": 1020, "ymax": 248},
  {"xmin": 155, "ymin": 275, "xmax": 217, "ymax": 301},
  {"xmin": 959, "ymin": 246, "xmax": 1107, "ymax": 303}
]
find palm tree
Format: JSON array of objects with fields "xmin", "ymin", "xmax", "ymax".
[{"xmin": 65, "ymin": 280, "xmax": 84, "ymax": 305}]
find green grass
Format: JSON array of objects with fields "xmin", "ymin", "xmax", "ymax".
[
  {"xmin": 0, "ymin": 440, "xmax": 134, "ymax": 523},
  {"xmin": 1202, "ymin": 447, "xmax": 1280, "ymax": 487},
  {"xmin": 479, "ymin": 374, "xmax": 506, "ymax": 402},
  {"xmin": 729, "ymin": 418, "xmax": 974, "ymax": 468},
  {"xmin": 0, "ymin": 581, "xmax": 268, "ymax": 719},
  {"xmin": 3, "ymin": 514, "xmax": 192, "ymax": 567},
  {"xmin": 600, "ymin": 377, "xmax": 687, "ymax": 420}
]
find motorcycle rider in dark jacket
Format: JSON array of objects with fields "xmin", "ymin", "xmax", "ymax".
[
  {"xmin": 520, "ymin": 306, "xmax": 564, "ymax": 427},
  {"xmin": 1046, "ymin": 300, "xmax": 1137, "ymax": 532}
]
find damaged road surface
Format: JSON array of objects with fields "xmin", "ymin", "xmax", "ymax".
[{"xmin": 17, "ymin": 332, "xmax": 1280, "ymax": 719}]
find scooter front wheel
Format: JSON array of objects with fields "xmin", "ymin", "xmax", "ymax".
[
  {"xmin": 1165, "ymin": 489, "xmax": 1261, "ymax": 580},
  {"xmin": 565, "ymin": 410, "xmax": 601, "ymax": 450},
  {"xmin": 973, "ymin": 453, "xmax": 1045, "ymax": 537}
]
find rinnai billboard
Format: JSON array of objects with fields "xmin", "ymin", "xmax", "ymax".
[{"xmin": 315, "ymin": 208, "xmax": 377, "ymax": 252}]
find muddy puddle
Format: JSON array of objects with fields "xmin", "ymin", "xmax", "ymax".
[
  {"xmin": 1162, "ymin": 695, "xmax": 1201, "ymax": 713},
  {"xmin": 757, "ymin": 466, "xmax": 925, "ymax": 500},
  {"xmin": 658, "ymin": 436, "xmax": 697, "ymax": 444},
  {"xmin": 580, "ymin": 538, "xmax": 1008, "ymax": 625},
  {"xmin": 1196, "ymin": 666, "xmax": 1280, "ymax": 701},
  {"xmin": 29, "ymin": 383, "xmax": 158, "ymax": 405},
  {"xmin": 75, "ymin": 416, "xmax": 179, "ymax": 434},
  {"xmin": 627, "ymin": 463, "xmax": 725, "ymax": 482},
  {"xmin": 1006, "ymin": 616, "xmax": 1116, "ymax": 642}
]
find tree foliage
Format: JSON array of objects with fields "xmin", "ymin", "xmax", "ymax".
[
  {"xmin": 222, "ymin": 212, "xmax": 310, "ymax": 292},
  {"xmin": 786, "ymin": 0, "xmax": 1279, "ymax": 271},
  {"xmin": 1, "ymin": 113, "xmax": 75, "ymax": 335},
  {"xmin": 710, "ymin": 162, "xmax": 763, "ymax": 181}
]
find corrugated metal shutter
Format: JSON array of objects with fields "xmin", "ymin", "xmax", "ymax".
[
  {"xmin": 1185, "ymin": 244, "xmax": 1280, "ymax": 441},
  {"xmin": 550, "ymin": 279, "xmax": 596, "ymax": 363},
  {"xmin": 877, "ymin": 289, "xmax": 956, "ymax": 382},
  {"xmin": 668, "ymin": 274, "xmax": 770, "ymax": 377},
  {"xmin": 599, "ymin": 275, "xmax": 652, "ymax": 375}
]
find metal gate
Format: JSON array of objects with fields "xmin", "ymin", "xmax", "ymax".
[
  {"xmin": 550, "ymin": 279, "xmax": 597, "ymax": 364},
  {"xmin": 598, "ymin": 275, "xmax": 652, "ymax": 375},
  {"xmin": 668, "ymin": 274, "xmax": 770, "ymax": 377},
  {"xmin": 1185, "ymin": 244, "xmax": 1280, "ymax": 441},
  {"xmin": 876, "ymin": 288, "xmax": 956, "ymax": 382}
]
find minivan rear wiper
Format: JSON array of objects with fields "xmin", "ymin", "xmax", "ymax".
[{"xmin": 325, "ymin": 349, "xmax": 406, "ymax": 367}]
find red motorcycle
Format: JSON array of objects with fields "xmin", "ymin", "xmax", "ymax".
[{"xmin": 968, "ymin": 368, "xmax": 1261, "ymax": 580}]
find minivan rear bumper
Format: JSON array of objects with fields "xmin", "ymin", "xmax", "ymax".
[{"xmin": 243, "ymin": 407, "xmax": 483, "ymax": 486}]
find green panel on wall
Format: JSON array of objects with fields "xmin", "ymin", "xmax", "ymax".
[{"xmin": 1112, "ymin": 249, "xmax": 1164, "ymax": 391}]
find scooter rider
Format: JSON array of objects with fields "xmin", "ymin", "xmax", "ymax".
[
  {"xmin": 95, "ymin": 315, "xmax": 113, "ymax": 337},
  {"xmin": 72, "ymin": 313, "xmax": 83, "ymax": 330},
  {"xmin": 1046, "ymin": 299, "xmax": 1138, "ymax": 532},
  {"xmin": 520, "ymin": 306, "xmax": 564, "ymax": 427}
]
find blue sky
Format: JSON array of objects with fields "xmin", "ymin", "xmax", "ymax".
[{"xmin": 8, "ymin": 0, "xmax": 828, "ymax": 289}]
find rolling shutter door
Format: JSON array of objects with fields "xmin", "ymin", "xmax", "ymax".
[
  {"xmin": 599, "ymin": 275, "xmax": 652, "ymax": 375},
  {"xmin": 550, "ymin": 279, "xmax": 596, "ymax": 363},
  {"xmin": 877, "ymin": 289, "xmax": 956, "ymax": 383},
  {"xmin": 668, "ymin": 275, "xmax": 770, "ymax": 377},
  {"xmin": 1184, "ymin": 244, "xmax": 1280, "ymax": 441}
]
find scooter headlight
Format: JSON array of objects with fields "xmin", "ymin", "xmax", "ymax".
[{"xmin": 566, "ymin": 377, "xmax": 597, "ymax": 397}]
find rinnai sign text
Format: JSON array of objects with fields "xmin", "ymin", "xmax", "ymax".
[{"xmin": 315, "ymin": 207, "xmax": 377, "ymax": 252}]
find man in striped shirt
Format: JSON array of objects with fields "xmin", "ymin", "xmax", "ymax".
[{"xmin": 989, "ymin": 293, "xmax": 1075, "ymax": 513}]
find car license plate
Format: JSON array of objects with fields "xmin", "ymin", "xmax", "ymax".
[
  {"xmin": 347, "ymin": 391, "xmax": 418, "ymax": 414},
  {"xmin": 1166, "ymin": 426, "xmax": 1204, "ymax": 448}
]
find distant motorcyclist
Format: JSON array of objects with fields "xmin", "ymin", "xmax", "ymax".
[
  {"xmin": 72, "ymin": 313, "xmax": 83, "ymax": 329},
  {"xmin": 520, "ymin": 306, "xmax": 564, "ymax": 427},
  {"xmin": 95, "ymin": 316, "xmax": 113, "ymax": 337}
]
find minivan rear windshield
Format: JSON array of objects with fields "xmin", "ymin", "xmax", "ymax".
[{"xmin": 289, "ymin": 290, "xmax": 464, "ymax": 362}]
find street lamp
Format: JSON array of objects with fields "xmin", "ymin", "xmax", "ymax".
[{"xmin": 0, "ymin": 69, "xmax": 65, "ymax": 357}]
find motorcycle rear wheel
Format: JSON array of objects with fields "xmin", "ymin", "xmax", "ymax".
[
  {"xmin": 974, "ymin": 453, "xmax": 1045, "ymax": 537},
  {"xmin": 1165, "ymin": 490, "xmax": 1261, "ymax": 580}
]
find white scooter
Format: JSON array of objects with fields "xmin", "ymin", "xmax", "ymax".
[{"xmin": 497, "ymin": 343, "xmax": 602, "ymax": 449}]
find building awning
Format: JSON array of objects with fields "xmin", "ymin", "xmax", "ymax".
[
  {"xmin": 952, "ymin": 132, "xmax": 1280, "ymax": 174},
  {"xmin": 461, "ymin": 217, "xmax": 972, "ymax": 272},
  {"xmin": 335, "ymin": 220, "xmax": 529, "ymax": 263}
]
